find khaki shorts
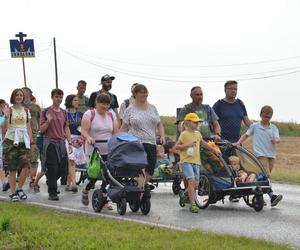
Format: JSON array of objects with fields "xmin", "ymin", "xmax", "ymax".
[
  {"xmin": 2, "ymin": 139, "xmax": 30, "ymax": 172},
  {"xmin": 258, "ymin": 157, "xmax": 274, "ymax": 178}
]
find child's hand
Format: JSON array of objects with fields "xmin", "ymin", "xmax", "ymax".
[
  {"xmin": 187, "ymin": 141, "xmax": 197, "ymax": 147},
  {"xmin": 271, "ymin": 138, "xmax": 280, "ymax": 144},
  {"xmin": 214, "ymin": 149, "xmax": 221, "ymax": 156},
  {"xmin": 1, "ymin": 104, "xmax": 9, "ymax": 117}
]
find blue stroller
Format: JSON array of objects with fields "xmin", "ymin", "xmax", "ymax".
[{"xmin": 192, "ymin": 141, "xmax": 272, "ymax": 212}]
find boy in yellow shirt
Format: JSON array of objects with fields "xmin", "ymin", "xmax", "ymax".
[{"xmin": 176, "ymin": 113, "xmax": 219, "ymax": 213}]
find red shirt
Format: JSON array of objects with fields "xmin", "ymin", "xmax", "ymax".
[{"xmin": 40, "ymin": 107, "xmax": 68, "ymax": 140}]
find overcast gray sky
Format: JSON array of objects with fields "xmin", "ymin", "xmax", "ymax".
[{"xmin": 1, "ymin": 0, "xmax": 300, "ymax": 122}]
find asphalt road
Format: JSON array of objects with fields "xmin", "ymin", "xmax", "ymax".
[{"xmin": 1, "ymin": 178, "xmax": 299, "ymax": 249}]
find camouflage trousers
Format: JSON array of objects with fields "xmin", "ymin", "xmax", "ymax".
[
  {"xmin": 2, "ymin": 139, "xmax": 30, "ymax": 172},
  {"xmin": 30, "ymin": 144, "xmax": 40, "ymax": 169}
]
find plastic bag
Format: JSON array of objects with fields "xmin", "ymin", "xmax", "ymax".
[{"xmin": 87, "ymin": 148, "xmax": 102, "ymax": 179}]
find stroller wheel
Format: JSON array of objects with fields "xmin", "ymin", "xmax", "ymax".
[
  {"xmin": 140, "ymin": 197, "xmax": 151, "ymax": 215},
  {"xmin": 129, "ymin": 200, "xmax": 140, "ymax": 212},
  {"xmin": 117, "ymin": 198, "xmax": 127, "ymax": 215},
  {"xmin": 195, "ymin": 173, "xmax": 212, "ymax": 209},
  {"xmin": 252, "ymin": 195, "xmax": 264, "ymax": 212},
  {"xmin": 172, "ymin": 180, "xmax": 181, "ymax": 195},
  {"xmin": 76, "ymin": 171, "xmax": 87, "ymax": 185},
  {"xmin": 92, "ymin": 189, "xmax": 105, "ymax": 213}
]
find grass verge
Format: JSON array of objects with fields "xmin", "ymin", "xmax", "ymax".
[{"xmin": 0, "ymin": 202, "xmax": 292, "ymax": 250}]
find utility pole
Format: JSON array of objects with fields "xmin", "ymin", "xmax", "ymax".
[
  {"xmin": 21, "ymin": 56, "xmax": 27, "ymax": 87},
  {"xmin": 53, "ymin": 37, "xmax": 58, "ymax": 88}
]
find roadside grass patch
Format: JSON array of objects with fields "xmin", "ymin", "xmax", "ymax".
[
  {"xmin": 0, "ymin": 202, "xmax": 292, "ymax": 250},
  {"xmin": 1, "ymin": 216, "xmax": 11, "ymax": 231}
]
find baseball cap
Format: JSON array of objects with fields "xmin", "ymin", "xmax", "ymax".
[
  {"xmin": 22, "ymin": 87, "xmax": 33, "ymax": 94},
  {"xmin": 184, "ymin": 113, "xmax": 203, "ymax": 122},
  {"xmin": 101, "ymin": 74, "xmax": 115, "ymax": 82}
]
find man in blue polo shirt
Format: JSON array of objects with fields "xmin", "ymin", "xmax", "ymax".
[{"xmin": 213, "ymin": 80, "xmax": 252, "ymax": 142}]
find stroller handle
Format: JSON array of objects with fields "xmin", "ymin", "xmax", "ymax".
[
  {"xmin": 95, "ymin": 140, "xmax": 108, "ymax": 143},
  {"xmin": 90, "ymin": 140, "xmax": 108, "ymax": 149}
]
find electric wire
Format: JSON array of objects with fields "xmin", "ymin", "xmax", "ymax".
[
  {"xmin": 60, "ymin": 47, "xmax": 300, "ymax": 79},
  {"xmin": 58, "ymin": 45, "xmax": 300, "ymax": 69},
  {"xmin": 60, "ymin": 48, "xmax": 300, "ymax": 83}
]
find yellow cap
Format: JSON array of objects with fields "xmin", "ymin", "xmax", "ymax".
[{"xmin": 184, "ymin": 113, "xmax": 203, "ymax": 122}]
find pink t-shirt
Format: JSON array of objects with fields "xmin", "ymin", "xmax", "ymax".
[
  {"xmin": 83, "ymin": 110, "xmax": 113, "ymax": 155},
  {"xmin": 40, "ymin": 108, "xmax": 67, "ymax": 140}
]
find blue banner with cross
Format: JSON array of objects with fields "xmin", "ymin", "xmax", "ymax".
[{"xmin": 9, "ymin": 32, "xmax": 35, "ymax": 58}]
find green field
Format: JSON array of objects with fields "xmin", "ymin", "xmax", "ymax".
[
  {"xmin": 160, "ymin": 116, "xmax": 300, "ymax": 138},
  {"xmin": 0, "ymin": 202, "xmax": 292, "ymax": 250}
]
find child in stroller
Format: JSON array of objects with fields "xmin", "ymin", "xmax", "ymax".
[{"xmin": 228, "ymin": 156, "xmax": 256, "ymax": 183}]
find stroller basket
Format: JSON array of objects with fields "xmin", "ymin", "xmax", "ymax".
[{"xmin": 110, "ymin": 163, "xmax": 146, "ymax": 177}]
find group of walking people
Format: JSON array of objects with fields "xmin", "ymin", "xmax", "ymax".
[{"xmin": 0, "ymin": 76, "xmax": 282, "ymax": 212}]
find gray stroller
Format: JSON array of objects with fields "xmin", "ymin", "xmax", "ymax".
[{"xmin": 91, "ymin": 133, "xmax": 151, "ymax": 215}]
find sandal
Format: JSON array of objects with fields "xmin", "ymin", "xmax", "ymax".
[
  {"xmin": 81, "ymin": 190, "xmax": 89, "ymax": 206},
  {"xmin": 9, "ymin": 193, "xmax": 19, "ymax": 202},
  {"xmin": 16, "ymin": 189, "xmax": 28, "ymax": 200}
]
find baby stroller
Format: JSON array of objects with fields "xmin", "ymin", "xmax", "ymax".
[
  {"xmin": 190, "ymin": 140, "xmax": 272, "ymax": 212},
  {"xmin": 91, "ymin": 133, "xmax": 151, "ymax": 215}
]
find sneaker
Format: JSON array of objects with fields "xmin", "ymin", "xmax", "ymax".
[
  {"xmin": 190, "ymin": 203, "xmax": 199, "ymax": 213},
  {"xmin": 145, "ymin": 183, "xmax": 155, "ymax": 191},
  {"xmin": 48, "ymin": 194, "xmax": 59, "ymax": 201},
  {"xmin": 81, "ymin": 190, "xmax": 89, "ymax": 206},
  {"xmin": 229, "ymin": 196, "xmax": 239, "ymax": 203},
  {"xmin": 179, "ymin": 190, "xmax": 189, "ymax": 204},
  {"xmin": 71, "ymin": 185, "xmax": 78, "ymax": 193},
  {"xmin": 9, "ymin": 193, "xmax": 19, "ymax": 202},
  {"xmin": 271, "ymin": 194, "xmax": 283, "ymax": 207},
  {"xmin": 2, "ymin": 182, "xmax": 10, "ymax": 192},
  {"xmin": 102, "ymin": 202, "xmax": 113, "ymax": 210}
]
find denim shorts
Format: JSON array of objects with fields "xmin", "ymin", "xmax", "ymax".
[{"xmin": 182, "ymin": 163, "xmax": 200, "ymax": 181}]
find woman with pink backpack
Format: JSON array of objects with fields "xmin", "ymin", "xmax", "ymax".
[{"xmin": 80, "ymin": 93, "xmax": 119, "ymax": 209}]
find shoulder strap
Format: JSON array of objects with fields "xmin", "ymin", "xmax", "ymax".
[
  {"xmin": 237, "ymin": 98, "xmax": 245, "ymax": 108},
  {"xmin": 9, "ymin": 107, "xmax": 12, "ymax": 124},
  {"xmin": 24, "ymin": 107, "xmax": 29, "ymax": 123},
  {"xmin": 90, "ymin": 109, "xmax": 96, "ymax": 124},
  {"xmin": 107, "ymin": 111, "xmax": 113, "ymax": 122},
  {"xmin": 213, "ymin": 99, "xmax": 222, "ymax": 118}
]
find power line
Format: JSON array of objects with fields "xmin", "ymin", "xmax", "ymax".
[
  {"xmin": 61, "ymin": 48, "xmax": 300, "ymax": 83},
  {"xmin": 58, "ymin": 44, "xmax": 300, "ymax": 69},
  {"xmin": 60, "ymin": 47, "xmax": 300, "ymax": 79}
]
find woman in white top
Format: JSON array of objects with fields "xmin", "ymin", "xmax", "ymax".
[
  {"xmin": 120, "ymin": 84, "xmax": 165, "ymax": 188},
  {"xmin": 80, "ymin": 93, "xmax": 118, "ymax": 208}
]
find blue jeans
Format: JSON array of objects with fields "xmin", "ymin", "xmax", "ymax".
[{"xmin": 182, "ymin": 163, "xmax": 200, "ymax": 181}]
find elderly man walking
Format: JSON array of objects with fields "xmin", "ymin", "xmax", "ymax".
[{"xmin": 178, "ymin": 86, "xmax": 221, "ymax": 140}]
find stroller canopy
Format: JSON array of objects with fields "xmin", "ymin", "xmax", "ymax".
[{"xmin": 107, "ymin": 133, "xmax": 148, "ymax": 169}]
